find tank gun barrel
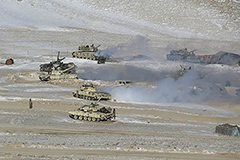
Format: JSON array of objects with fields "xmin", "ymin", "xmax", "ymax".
[
  {"xmin": 56, "ymin": 51, "xmax": 66, "ymax": 62},
  {"xmin": 96, "ymin": 45, "xmax": 101, "ymax": 48},
  {"xmin": 58, "ymin": 57, "xmax": 66, "ymax": 62}
]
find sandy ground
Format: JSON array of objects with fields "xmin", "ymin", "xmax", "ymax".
[{"xmin": 0, "ymin": 28, "xmax": 240, "ymax": 160}]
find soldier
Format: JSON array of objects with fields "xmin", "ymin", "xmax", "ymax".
[
  {"xmin": 113, "ymin": 108, "xmax": 116, "ymax": 119},
  {"xmin": 29, "ymin": 98, "xmax": 33, "ymax": 109},
  {"xmin": 91, "ymin": 44, "xmax": 98, "ymax": 52}
]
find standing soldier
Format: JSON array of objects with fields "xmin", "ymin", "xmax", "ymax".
[{"xmin": 29, "ymin": 98, "xmax": 33, "ymax": 109}]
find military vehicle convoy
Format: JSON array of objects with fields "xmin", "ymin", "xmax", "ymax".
[
  {"xmin": 72, "ymin": 44, "xmax": 107, "ymax": 64},
  {"xmin": 72, "ymin": 83, "xmax": 111, "ymax": 101},
  {"xmin": 39, "ymin": 51, "xmax": 78, "ymax": 81},
  {"xmin": 69, "ymin": 103, "xmax": 116, "ymax": 122}
]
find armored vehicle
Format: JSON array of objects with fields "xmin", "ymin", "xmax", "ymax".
[
  {"xmin": 69, "ymin": 103, "xmax": 116, "ymax": 122},
  {"xmin": 115, "ymin": 80, "xmax": 133, "ymax": 86},
  {"xmin": 40, "ymin": 51, "xmax": 75, "ymax": 72},
  {"xmin": 215, "ymin": 123, "xmax": 240, "ymax": 137},
  {"xmin": 97, "ymin": 56, "xmax": 106, "ymax": 64},
  {"xmin": 39, "ymin": 65, "xmax": 78, "ymax": 81},
  {"xmin": 72, "ymin": 83, "xmax": 111, "ymax": 101},
  {"xmin": 167, "ymin": 48, "xmax": 197, "ymax": 61},
  {"xmin": 72, "ymin": 44, "xmax": 107, "ymax": 63},
  {"xmin": 72, "ymin": 44, "xmax": 100, "ymax": 60}
]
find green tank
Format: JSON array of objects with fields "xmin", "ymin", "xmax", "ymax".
[
  {"xmin": 39, "ymin": 65, "xmax": 78, "ymax": 81},
  {"xmin": 69, "ymin": 103, "xmax": 116, "ymax": 122},
  {"xmin": 72, "ymin": 83, "xmax": 111, "ymax": 101}
]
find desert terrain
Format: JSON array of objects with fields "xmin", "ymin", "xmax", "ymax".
[{"xmin": 0, "ymin": 0, "xmax": 240, "ymax": 160}]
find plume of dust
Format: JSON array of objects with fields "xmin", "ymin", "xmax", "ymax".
[
  {"xmin": 104, "ymin": 70, "xmax": 229, "ymax": 103},
  {"xmin": 94, "ymin": 35, "xmax": 150, "ymax": 58}
]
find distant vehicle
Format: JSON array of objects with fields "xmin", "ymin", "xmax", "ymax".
[
  {"xmin": 215, "ymin": 123, "xmax": 240, "ymax": 137},
  {"xmin": 97, "ymin": 56, "xmax": 106, "ymax": 64},
  {"xmin": 39, "ymin": 65, "xmax": 78, "ymax": 81},
  {"xmin": 115, "ymin": 80, "xmax": 133, "ymax": 86},
  {"xmin": 167, "ymin": 48, "xmax": 197, "ymax": 61},
  {"xmin": 69, "ymin": 103, "xmax": 116, "ymax": 122},
  {"xmin": 167, "ymin": 49, "xmax": 240, "ymax": 65},
  {"xmin": 40, "ymin": 51, "xmax": 75, "ymax": 72},
  {"xmin": 72, "ymin": 83, "xmax": 111, "ymax": 101}
]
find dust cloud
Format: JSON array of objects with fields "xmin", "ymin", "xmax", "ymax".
[
  {"xmin": 94, "ymin": 35, "xmax": 151, "ymax": 60},
  {"xmin": 104, "ymin": 70, "xmax": 233, "ymax": 103}
]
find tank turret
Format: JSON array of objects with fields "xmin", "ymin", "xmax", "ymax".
[
  {"xmin": 69, "ymin": 103, "xmax": 116, "ymax": 122},
  {"xmin": 72, "ymin": 83, "xmax": 111, "ymax": 101}
]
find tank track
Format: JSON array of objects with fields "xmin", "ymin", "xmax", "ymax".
[
  {"xmin": 69, "ymin": 114, "xmax": 111, "ymax": 122},
  {"xmin": 72, "ymin": 52, "xmax": 97, "ymax": 60},
  {"xmin": 72, "ymin": 92, "xmax": 110, "ymax": 101}
]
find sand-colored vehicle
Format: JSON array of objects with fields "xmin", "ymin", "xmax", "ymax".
[
  {"xmin": 40, "ymin": 51, "xmax": 75, "ymax": 72},
  {"xmin": 69, "ymin": 103, "xmax": 116, "ymax": 122},
  {"xmin": 72, "ymin": 83, "xmax": 111, "ymax": 101},
  {"xmin": 115, "ymin": 80, "xmax": 133, "ymax": 86},
  {"xmin": 72, "ymin": 44, "xmax": 107, "ymax": 64},
  {"xmin": 72, "ymin": 44, "xmax": 100, "ymax": 60},
  {"xmin": 39, "ymin": 65, "xmax": 78, "ymax": 81}
]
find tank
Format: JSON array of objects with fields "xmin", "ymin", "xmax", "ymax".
[
  {"xmin": 72, "ymin": 44, "xmax": 106, "ymax": 63},
  {"xmin": 40, "ymin": 51, "xmax": 75, "ymax": 72},
  {"xmin": 166, "ymin": 48, "xmax": 197, "ymax": 61},
  {"xmin": 39, "ymin": 65, "xmax": 78, "ymax": 81},
  {"xmin": 69, "ymin": 103, "xmax": 116, "ymax": 122},
  {"xmin": 72, "ymin": 83, "xmax": 111, "ymax": 101}
]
